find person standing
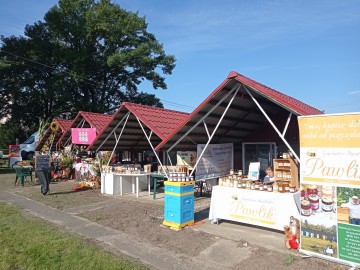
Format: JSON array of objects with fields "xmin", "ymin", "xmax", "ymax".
[{"xmin": 341, "ymin": 196, "xmax": 360, "ymax": 225}]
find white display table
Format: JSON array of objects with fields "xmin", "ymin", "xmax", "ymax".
[
  {"xmin": 209, "ymin": 185, "xmax": 300, "ymax": 231},
  {"xmin": 101, "ymin": 173, "xmax": 150, "ymax": 197}
]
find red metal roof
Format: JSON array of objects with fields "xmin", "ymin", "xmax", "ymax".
[
  {"xmin": 228, "ymin": 71, "xmax": 324, "ymax": 116},
  {"xmin": 57, "ymin": 112, "xmax": 113, "ymax": 149},
  {"xmin": 155, "ymin": 71, "xmax": 324, "ymax": 151},
  {"xmin": 122, "ymin": 102, "xmax": 189, "ymax": 140},
  {"xmin": 35, "ymin": 118, "xmax": 73, "ymax": 151},
  {"xmin": 87, "ymin": 102, "xmax": 189, "ymax": 151},
  {"xmin": 78, "ymin": 111, "xmax": 113, "ymax": 134}
]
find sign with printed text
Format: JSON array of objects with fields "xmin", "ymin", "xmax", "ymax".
[
  {"xmin": 298, "ymin": 113, "xmax": 360, "ymax": 267},
  {"xmin": 209, "ymin": 186, "xmax": 300, "ymax": 231},
  {"xmin": 196, "ymin": 143, "xmax": 233, "ymax": 179},
  {"xmin": 71, "ymin": 128, "xmax": 96, "ymax": 145},
  {"xmin": 35, "ymin": 155, "xmax": 50, "ymax": 170},
  {"xmin": 176, "ymin": 151, "xmax": 196, "ymax": 169}
]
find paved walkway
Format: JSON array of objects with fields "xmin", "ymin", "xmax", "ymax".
[{"xmin": 0, "ymin": 189, "xmax": 289, "ymax": 270}]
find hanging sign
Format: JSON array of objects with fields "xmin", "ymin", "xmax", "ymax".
[
  {"xmin": 71, "ymin": 128, "xmax": 97, "ymax": 145},
  {"xmin": 298, "ymin": 112, "xmax": 360, "ymax": 268}
]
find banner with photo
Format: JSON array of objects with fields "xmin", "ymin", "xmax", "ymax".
[
  {"xmin": 196, "ymin": 143, "xmax": 233, "ymax": 179},
  {"xmin": 298, "ymin": 113, "xmax": 360, "ymax": 267}
]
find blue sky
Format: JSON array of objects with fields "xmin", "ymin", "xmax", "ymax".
[{"xmin": 1, "ymin": 0, "xmax": 359, "ymax": 114}]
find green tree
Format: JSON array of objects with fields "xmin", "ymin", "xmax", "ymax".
[
  {"xmin": 0, "ymin": 0, "xmax": 175, "ymax": 131},
  {"xmin": 0, "ymin": 121, "xmax": 28, "ymax": 151}
]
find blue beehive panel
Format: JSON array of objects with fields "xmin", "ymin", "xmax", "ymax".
[
  {"xmin": 164, "ymin": 208, "xmax": 194, "ymax": 224},
  {"xmin": 165, "ymin": 184, "xmax": 194, "ymax": 194},
  {"xmin": 164, "ymin": 194, "xmax": 194, "ymax": 209}
]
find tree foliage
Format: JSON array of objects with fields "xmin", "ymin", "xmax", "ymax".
[{"xmin": 0, "ymin": 0, "xmax": 175, "ymax": 133}]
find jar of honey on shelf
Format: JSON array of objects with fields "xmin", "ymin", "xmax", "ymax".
[
  {"xmin": 289, "ymin": 185, "xmax": 296, "ymax": 193},
  {"xmin": 283, "ymin": 182, "xmax": 290, "ymax": 192},
  {"xmin": 246, "ymin": 180, "xmax": 251, "ymax": 189},
  {"xmin": 273, "ymin": 182, "xmax": 279, "ymax": 193},
  {"xmin": 278, "ymin": 182, "xmax": 285, "ymax": 193}
]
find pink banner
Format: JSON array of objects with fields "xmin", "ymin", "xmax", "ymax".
[{"xmin": 71, "ymin": 128, "xmax": 96, "ymax": 145}]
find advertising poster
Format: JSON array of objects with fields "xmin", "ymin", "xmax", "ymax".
[
  {"xmin": 196, "ymin": 143, "xmax": 233, "ymax": 179},
  {"xmin": 71, "ymin": 128, "xmax": 97, "ymax": 145},
  {"xmin": 176, "ymin": 151, "xmax": 196, "ymax": 169},
  {"xmin": 298, "ymin": 113, "xmax": 360, "ymax": 267}
]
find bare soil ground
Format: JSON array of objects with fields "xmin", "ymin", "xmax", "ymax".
[{"xmin": 1, "ymin": 169, "xmax": 351, "ymax": 270}]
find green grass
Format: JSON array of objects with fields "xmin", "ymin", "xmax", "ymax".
[
  {"xmin": 283, "ymin": 252, "xmax": 295, "ymax": 266},
  {"xmin": 301, "ymin": 236, "xmax": 337, "ymax": 256},
  {"xmin": 0, "ymin": 203, "xmax": 149, "ymax": 270}
]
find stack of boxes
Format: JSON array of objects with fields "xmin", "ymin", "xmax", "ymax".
[{"xmin": 163, "ymin": 181, "xmax": 195, "ymax": 229}]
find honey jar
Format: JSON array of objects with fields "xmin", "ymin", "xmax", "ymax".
[
  {"xmin": 218, "ymin": 177, "xmax": 223, "ymax": 186},
  {"xmin": 301, "ymin": 200, "xmax": 312, "ymax": 216},
  {"xmin": 300, "ymin": 186, "xmax": 306, "ymax": 200},
  {"xmin": 234, "ymin": 179, "xmax": 239, "ymax": 188},
  {"xmin": 308, "ymin": 194, "xmax": 320, "ymax": 211},
  {"xmin": 283, "ymin": 182, "xmax": 290, "ymax": 192},
  {"xmin": 273, "ymin": 182, "xmax": 279, "ymax": 193},
  {"xmin": 307, "ymin": 185, "xmax": 318, "ymax": 196},
  {"xmin": 278, "ymin": 182, "xmax": 285, "ymax": 193},
  {"xmin": 289, "ymin": 185, "xmax": 296, "ymax": 193},
  {"xmin": 322, "ymin": 185, "xmax": 333, "ymax": 198},
  {"xmin": 321, "ymin": 197, "xmax": 333, "ymax": 212},
  {"xmin": 250, "ymin": 182, "xmax": 256, "ymax": 190}
]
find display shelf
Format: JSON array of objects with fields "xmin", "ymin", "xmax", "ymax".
[{"xmin": 273, "ymin": 158, "xmax": 299, "ymax": 188}]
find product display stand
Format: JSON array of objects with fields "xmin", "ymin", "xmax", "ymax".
[{"xmin": 273, "ymin": 157, "xmax": 299, "ymax": 188}]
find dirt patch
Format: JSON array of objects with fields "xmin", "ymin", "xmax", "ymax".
[
  {"xmin": 15, "ymin": 180, "xmax": 112, "ymax": 210},
  {"xmin": 80, "ymin": 198, "xmax": 217, "ymax": 257}
]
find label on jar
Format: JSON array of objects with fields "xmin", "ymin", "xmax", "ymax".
[
  {"xmin": 301, "ymin": 200, "xmax": 312, "ymax": 216},
  {"xmin": 322, "ymin": 202, "xmax": 333, "ymax": 212},
  {"xmin": 301, "ymin": 208, "xmax": 312, "ymax": 216},
  {"xmin": 321, "ymin": 197, "xmax": 333, "ymax": 212}
]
